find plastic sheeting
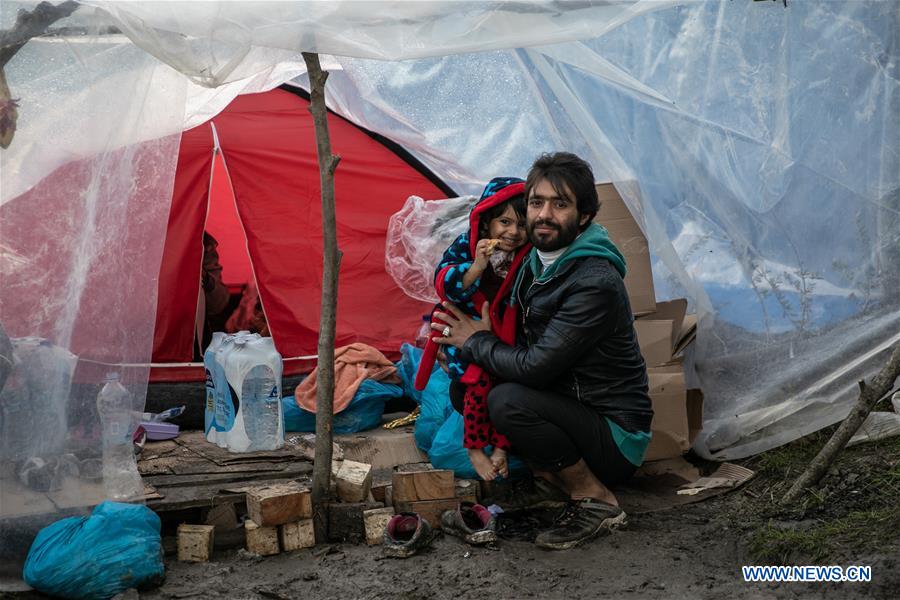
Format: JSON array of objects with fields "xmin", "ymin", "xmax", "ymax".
[
  {"xmin": 0, "ymin": 6, "xmax": 185, "ymax": 564},
  {"xmin": 386, "ymin": 194, "xmax": 480, "ymax": 303},
  {"xmin": 0, "ymin": 3, "xmax": 896, "ymax": 551},
  {"xmin": 310, "ymin": 2, "xmax": 900, "ymax": 460}
]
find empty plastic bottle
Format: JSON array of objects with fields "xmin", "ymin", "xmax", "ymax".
[{"xmin": 96, "ymin": 373, "xmax": 140, "ymax": 500}]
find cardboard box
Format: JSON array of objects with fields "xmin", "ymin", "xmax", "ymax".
[
  {"xmin": 634, "ymin": 299, "xmax": 690, "ymax": 367},
  {"xmin": 674, "ymin": 314, "xmax": 698, "ymax": 357},
  {"xmin": 594, "ymin": 183, "xmax": 656, "ymax": 316},
  {"xmin": 634, "ymin": 319, "xmax": 676, "ymax": 368},
  {"xmin": 643, "ymin": 363, "xmax": 703, "ymax": 462}
]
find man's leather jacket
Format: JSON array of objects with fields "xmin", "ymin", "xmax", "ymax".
[{"xmin": 461, "ymin": 255, "xmax": 653, "ymax": 433}]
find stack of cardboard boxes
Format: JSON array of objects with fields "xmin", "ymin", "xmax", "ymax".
[{"xmin": 595, "ymin": 184, "xmax": 703, "ymax": 462}]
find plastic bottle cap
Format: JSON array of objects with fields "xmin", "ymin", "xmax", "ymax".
[{"xmin": 104, "ymin": 372, "xmax": 120, "ymax": 382}]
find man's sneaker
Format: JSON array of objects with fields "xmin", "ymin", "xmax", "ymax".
[
  {"xmin": 484, "ymin": 477, "xmax": 569, "ymax": 512},
  {"xmin": 383, "ymin": 512, "xmax": 433, "ymax": 558},
  {"xmin": 534, "ymin": 498, "xmax": 626, "ymax": 550},
  {"xmin": 441, "ymin": 502, "xmax": 497, "ymax": 545}
]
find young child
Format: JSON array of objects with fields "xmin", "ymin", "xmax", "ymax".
[{"xmin": 414, "ymin": 177, "xmax": 530, "ymax": 481}]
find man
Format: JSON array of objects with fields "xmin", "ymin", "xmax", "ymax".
[
  {"xmin": 195, "ymin": 231, "xmax": 231, "ymax": 358},
  {"xmin": 432, "ymin": 152, "xmax": 653, "ymax": 550}
]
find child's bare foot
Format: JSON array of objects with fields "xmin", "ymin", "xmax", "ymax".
[
  {"xmin": 467, "ymin": 448, "xmax": 498, "ymax": 481},
  {"xmin": 490, "ymin": 448, "xmax": 509, "ymax": 479}
]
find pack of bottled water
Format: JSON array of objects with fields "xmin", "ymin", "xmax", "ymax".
[{"xmin": 203, "ymin": 332, "xmax": 284, "ymax": 452}]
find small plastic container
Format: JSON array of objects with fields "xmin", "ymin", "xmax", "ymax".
[
  {"xmin": 140, "ymin": 421, "xmax": 180, "ymax": 441},
  {"xmin": 415, "ymin": 314, "xmax": 432, "ymax": 348}
]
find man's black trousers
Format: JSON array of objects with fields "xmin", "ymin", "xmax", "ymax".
[{"xmin": 450, "ymin": 381, "xmax": 636, "ymax": 485}]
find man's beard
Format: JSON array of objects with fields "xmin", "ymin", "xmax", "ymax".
[{"xmin": 528, "ymin": 218, "xmax": 580, "ymax": 251}]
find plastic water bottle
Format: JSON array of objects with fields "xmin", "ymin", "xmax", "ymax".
[
  {"xmin": 203, "ymin": 332, "xmax": 227, "ymax": 441},
  {"xmin": 223, "ymin": 335, "xmax": 283, "ymax": 452},
  {"xmin": 96, "ymin": 373, "xmax": 140, "ymax": 500},
  {"xmin": 242, "ymin": 364, "xmax": 281, "ymax": 451}
]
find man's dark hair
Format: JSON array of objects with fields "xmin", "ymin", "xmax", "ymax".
[
  {"xmin": 478, "ymin": 193, "xmax": 526, "ymax": 239},
  {"xmin": 525, "ymin": 152, "xmax": 600, "ymax": 229}
]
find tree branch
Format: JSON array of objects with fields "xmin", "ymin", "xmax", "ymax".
[
  {"xmin": 303, "ymin": 51, "xmax": 342, "ymax": 544},
  {"xmin": 781, "ymin": 342, "xmax": 900, "ymax": 505},
  {"xmin": 0, "ymin": 1, "xmax": 79, "ymax": 68}
]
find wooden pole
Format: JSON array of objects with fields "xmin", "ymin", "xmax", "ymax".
[
  {"xmin": 302, "ymin": 51, "xmax": 342, "ymax": 542},
  {"xmin": 781, "ymin": 342, "xmax": 900, "ymax": 505}
]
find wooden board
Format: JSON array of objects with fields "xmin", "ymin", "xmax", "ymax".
[
  {"xmin": 246, "ymin": 482, "xmax": 312, "ymax": 526},
  {"xmin": 393, "ymin": 498, "xmax": 458, "ymax": 531},
  {"xmin": 144, "ymin": 462, "xmax": 311, "ymax": 489},
  {"xmin": 392, "ymin": 469, "xmax": 455, "ymax": 502}
]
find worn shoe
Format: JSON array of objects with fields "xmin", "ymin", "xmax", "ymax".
[
  {"xmin": 534, "ymin": 498, "xmax": 626, "ymax": 550},
  {"xmin": 484, "ymin": 477, "xmax": 569, "ymax": 512},
  {"xmin": 441, "ymin": 502, "xmax": 497, "ymax": 545},
  {"xmin": 383, "ymin": 512, "xmax": 433, "ymax": 558}
]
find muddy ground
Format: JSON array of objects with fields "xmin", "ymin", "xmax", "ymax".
[
  {"xmin": 4, "ymin": 432, "xmax": 898, "ymax": 599},
  {"xmin": 140, "ymin": 496, "xmax": 892, "ymax": 600},
  {"xmin": 143, "ymin": 432, "xmax": 900, "ymax": 600}
]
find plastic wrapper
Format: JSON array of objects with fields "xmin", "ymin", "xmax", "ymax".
[
  {"xmin": 385, "ymin": 195, "xmax": 478, "ymax": 303},
  {"xmin": 0, "ymin": 339, "xmax": 76, "ymax": 464}
]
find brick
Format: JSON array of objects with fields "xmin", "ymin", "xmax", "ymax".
[
  {"xmin": 280, "ymin": 519, "xmax": 315, "ymax": 551},
  {"xmin": 177, "ymin": 524, "xmax": 214, "ymax": 562},
  {"xmin": 246, "ymin": 482, "xmax": 312, "ymax": 526},
  {"xmin": 392, "ymin": 469, "xmax": 455, "ymax": 502},
  {"xmin": 245, "ymin": 519, "xmax": 280, "ymax": 556}
]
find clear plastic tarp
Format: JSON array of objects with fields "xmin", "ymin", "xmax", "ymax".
[
  {"xmin": 0, "ymin": 4, "xmax": 185, "ymax": 566},
  {"xmin": 1, "ymin": 1, "xmax": 897, "ymax": 560}
]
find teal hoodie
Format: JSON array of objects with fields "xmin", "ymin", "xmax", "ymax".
[{"xmin": 513, "ymin": 222, "xmax": 626, "ymax": 302}]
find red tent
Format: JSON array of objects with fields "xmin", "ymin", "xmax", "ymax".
[{"xmin": 151, "ymin": 86, "xmax": 451, "ymax": 381}]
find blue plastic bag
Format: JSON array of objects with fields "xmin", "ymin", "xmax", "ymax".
[
  {"xmin": 396, "ymin": 343, "xmax": 453, "ymax": 453},
  {"xmin": 283, "ymin": 378, "xmax": 403, "ymax": 434},
  {"xmin": 399, "ymin": 344, "xmax": 527, "ymax": 478},
  {"xmin": 24, "ymin": 501, "xmax": 164, "ymax": 600}
]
